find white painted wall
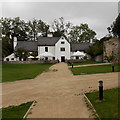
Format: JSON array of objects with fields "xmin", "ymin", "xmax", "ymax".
[
  {"xmin": 55, "ymin": 36, "xmax": 70, "ymax": 62},
  {"xmin": 38, "ymin": 46, "xmax": 55, "ymax": 60},
  {"xmin": 38, "ymin": 46, "xmax": 55, "ymax": 55},
  {"xmin": 4, "ymin": 53, "xmax": 19, "ymax": 61}
]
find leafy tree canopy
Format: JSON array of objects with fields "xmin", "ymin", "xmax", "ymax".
[
  {"xmin": 69, "ymin": 23, "xmax": 97, "ymax": 42},
  {"xmin": 1, "ymin": 17, "xmax": 50, "ymax": 41},
  {"xmin": 107, "ymin": 13, "xmax": 120, "ymax": 38},
  {"xmin": 15, "ymin": 48, "xmax": 28, "ymax": 61},
  {"xmin": 52, "ymin": 17, "xmax": 72, "ymax": 37},
  {"xmin": 86, "ymin": 38, "xmax": 104, "ymax": 60}
]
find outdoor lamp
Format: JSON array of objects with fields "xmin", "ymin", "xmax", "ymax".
[
  {"xmin": 112, "ymin": 64, "xmax": 114, "ymax": 72},
  {"xmin": 98, "ymin": 80, "xmax": 103, "ymax": 100},
  {"xmin": 99, "ymin": 80, "xmax": 103, "ymax": 87}
]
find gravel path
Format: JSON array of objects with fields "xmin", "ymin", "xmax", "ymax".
[
  {"xmin": 1, "ymin": 63, "xmax": 118, "ymax": 118},
  {"xmin": 69, "ymin": 63, "xmax": 112, "ymax": 68}
]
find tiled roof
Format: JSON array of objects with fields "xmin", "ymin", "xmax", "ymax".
[
  {"xmin": 70, "ymin": 42, "xmax": 92, "ymax": 52},
  {"xmin": 15, "ymin": 37, "xmax": 91, "ymax": 52},
  {"xmin": 37, "ymin": 37, "xmax": 60, "ymax": 46},
  {"xmin": 15, "ymin": 41, "xmax": 38, "ymax": 52}
]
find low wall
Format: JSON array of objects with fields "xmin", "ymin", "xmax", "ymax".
[
  {"xmin": 2, "ymin": 60, "xmax": 58, "ymax": 64},
  {"xmin": 66, "ymin": 59, "xmax": 93, "ymax": 63}
]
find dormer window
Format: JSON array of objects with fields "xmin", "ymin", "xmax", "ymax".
[
  {"xmin": 45, "ymin": 47, "xmax": 48, "ymax": 52},
  {"xmin": 61, "ymin": 41, "xmax": 65, "ymax": 44}
]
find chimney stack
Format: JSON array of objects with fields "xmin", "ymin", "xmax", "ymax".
[
  {"xmin": 13, "ymin": 37, "xmax": 17, "ymax": 50},
  {"xmin": 47, "ymin": 32, "xmax": 53, "ymax": 37},
  {"xmin": 90, "ymin": 39, "xmax": 93, "ymax": 43}
]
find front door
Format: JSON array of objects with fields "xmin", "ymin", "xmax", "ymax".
[{"xmin": 61, "ymin": 56, "xmax": 65, "ymax": 62}]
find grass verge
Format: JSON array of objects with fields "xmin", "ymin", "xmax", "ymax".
[
  {"xmin": 85, "ymin": 88, "xmax": 119, "ymax": 119},
  {"xmin": 71, "ymin": 64, "xmax": 119, "ymax": 75},
  {"xmin": 1, "ymin": 101, "xmax": 33, "ymax": 119},
  {"xmin": 2, "ymin": 63, "xmax": 53, "ymax": 82}
]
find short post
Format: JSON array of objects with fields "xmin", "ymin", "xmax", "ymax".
[
  {"xmin": 112, "ymin": 64, "xmax": 114, "ymax": 72},
  {"xmin": 71, "ymin": 63, "xmax": 73, "ymax": 68},
  {"xmin": 99, "ymin": 81, "xmax": 103, "ymax": 100}
]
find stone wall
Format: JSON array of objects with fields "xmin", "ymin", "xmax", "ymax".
[
  {"xmin": 103, "ymin": 38, "xmax": 120, "ymax": 63},
  {"xmin": 3, "ymin": 60, "xmax": 58, "ymax": 64}
]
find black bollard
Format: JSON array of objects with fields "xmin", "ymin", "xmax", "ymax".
[
  {"xmin": 99, "ymin": 81, "xmax": 103, "ymax": 100},
  {"xmin": 71, "ymin": 63, "xmax": 73, "ymax": 68},
  {"xmin": 112, "ymin": 64, "xmax": 114, "ymax": 72}
]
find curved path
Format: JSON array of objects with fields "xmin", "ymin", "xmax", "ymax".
[{"xmin": 1, "ymin": 63, "xmax": 118, "ymax": 118}]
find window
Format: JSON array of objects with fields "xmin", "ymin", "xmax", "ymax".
[
  {"xmin": 11, "ymin": 58, "xmax": 14, "ymax": 60},
  {"xmin": 60, "ymin": 48, "xmax": 65, "ymax": 51},
  {"xmin": 61, "ymin": 41, "xmax": 65, "ymax": 44},
  {"xmin": 76, "ymin": 56, "xmax": 79, "ymax": 60},
  {"xmin": 45, "ymin": 47, "xmax": 48, "ymax": 52},
  {"xmin": 53, "ymin": 57, "xmax": 55, "ymax": 60},
  {"xmin": 6, "ymin": 58, "xmax": 9, "ymax": 61},
  {"xmin": 45, "ymin": 57, "xmax": 48, "ymax": 60}
]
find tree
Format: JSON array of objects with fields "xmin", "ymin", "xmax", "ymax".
[
  {"xmin": 69, "ymin": 24, "xmax": 96, "ymax": 43},
  {"xmin": 2, "ymin": 37, "xmax": 13, "ymax": 58},
  {"xmin": 30, "ymin": 51, "xmax": 38, "ymax": 58},
  {"xmin": 107, "ymin": 13, "xmax": 120, "ymax": 38},
  {"xmin": 27, "ymin": 19, "xmax": 49, "ymax": 40},
  {"xmin": 1, "ymin": 17, "xmax": 29, "ymax": 57},
  {"xmin": 1, "ymin": 17, "xmax": 50, "ymax": 41},
  {"xmin": 1, "ymin": 17, "xmax": 28, "ymax": 41},
  {"xmin": 52, "ymin": 17, "xmax": 72, "ymax": 37},
  {"xmin": 112, "ymin": 14, "xmax": 120, "ymax": 38},
  {"xmin": 1, "ymin": 17, "xmax": 50, "ymax": 57},
  {"xmin": 86, "ymin": 39, "xmax": 103, "ymax": 60},
  {"xmin": 15, "ymin": 48, "xmax": 28, "ymax": 61}
]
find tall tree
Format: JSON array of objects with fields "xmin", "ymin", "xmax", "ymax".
[
  {"xmin": 69, "ymin": 24, "xmax": 96, "ymax": 43},
  {"xmin": 1, "ymin": 17, "xmax": 50, "ymax": 57},
  {"xmin": 112, "ymin": 13, "xmax": 120, "ymax": 38},
  {"xmin": 2, "ymin": 37, "xmax": 13, "ymax": 58},
  {"xmin": 28, "ymin": 19, "xmax": 49, "ymax": 40},
  {"xmin": 85, "ymin": 36, "xmax": 110, "ymax": 60},
  {"xmin": 1, "ymin": 17, "xmax": 28, "ymax": 58},
  {"xmin": 107, "ymin": 14, "xmax": 120, "ymax": 38},
  {"xmin": 52, "ymin": 17, "xmax": 72, "ymax": 37}
]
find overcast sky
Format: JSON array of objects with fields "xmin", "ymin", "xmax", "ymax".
[{"xmin": 1, "ymin": 1, "xmax": 119, "ymax": 39}]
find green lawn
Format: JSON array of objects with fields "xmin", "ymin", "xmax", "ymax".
[
  {"xmin": 2, "ymin": 63, "xmax": 53, "ymax": 82},
  {"xmin": 71, "ymin": 64, "xmax": 120, "ymax": 75},
  {"xmin": 1, "ymin": 101, "xmax": 33, "ymax": 119},
  {"xmin": 86, "ymin": 88, "xmax": 119, "ymax": 119},
  {"xmin": 68, "ymin": 61, "xmax": 104, "ymax": 66}
]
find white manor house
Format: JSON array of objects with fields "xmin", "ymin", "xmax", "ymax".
[{"xmin": 4, "ymin": 33, "xmax": 92, "ymax": 62}]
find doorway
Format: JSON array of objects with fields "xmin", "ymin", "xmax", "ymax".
[{"xmin": 61, "ymin": 56, "xmax": 65, "ymax": 62}]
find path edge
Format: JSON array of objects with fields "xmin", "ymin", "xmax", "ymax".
[
  {"xmin": 83, "ymin": 93, "xmax": 101, "ymax": 120},
  {"xmin": 23, "ymin": 100, "xmax": 36, "ymax": 119}
]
